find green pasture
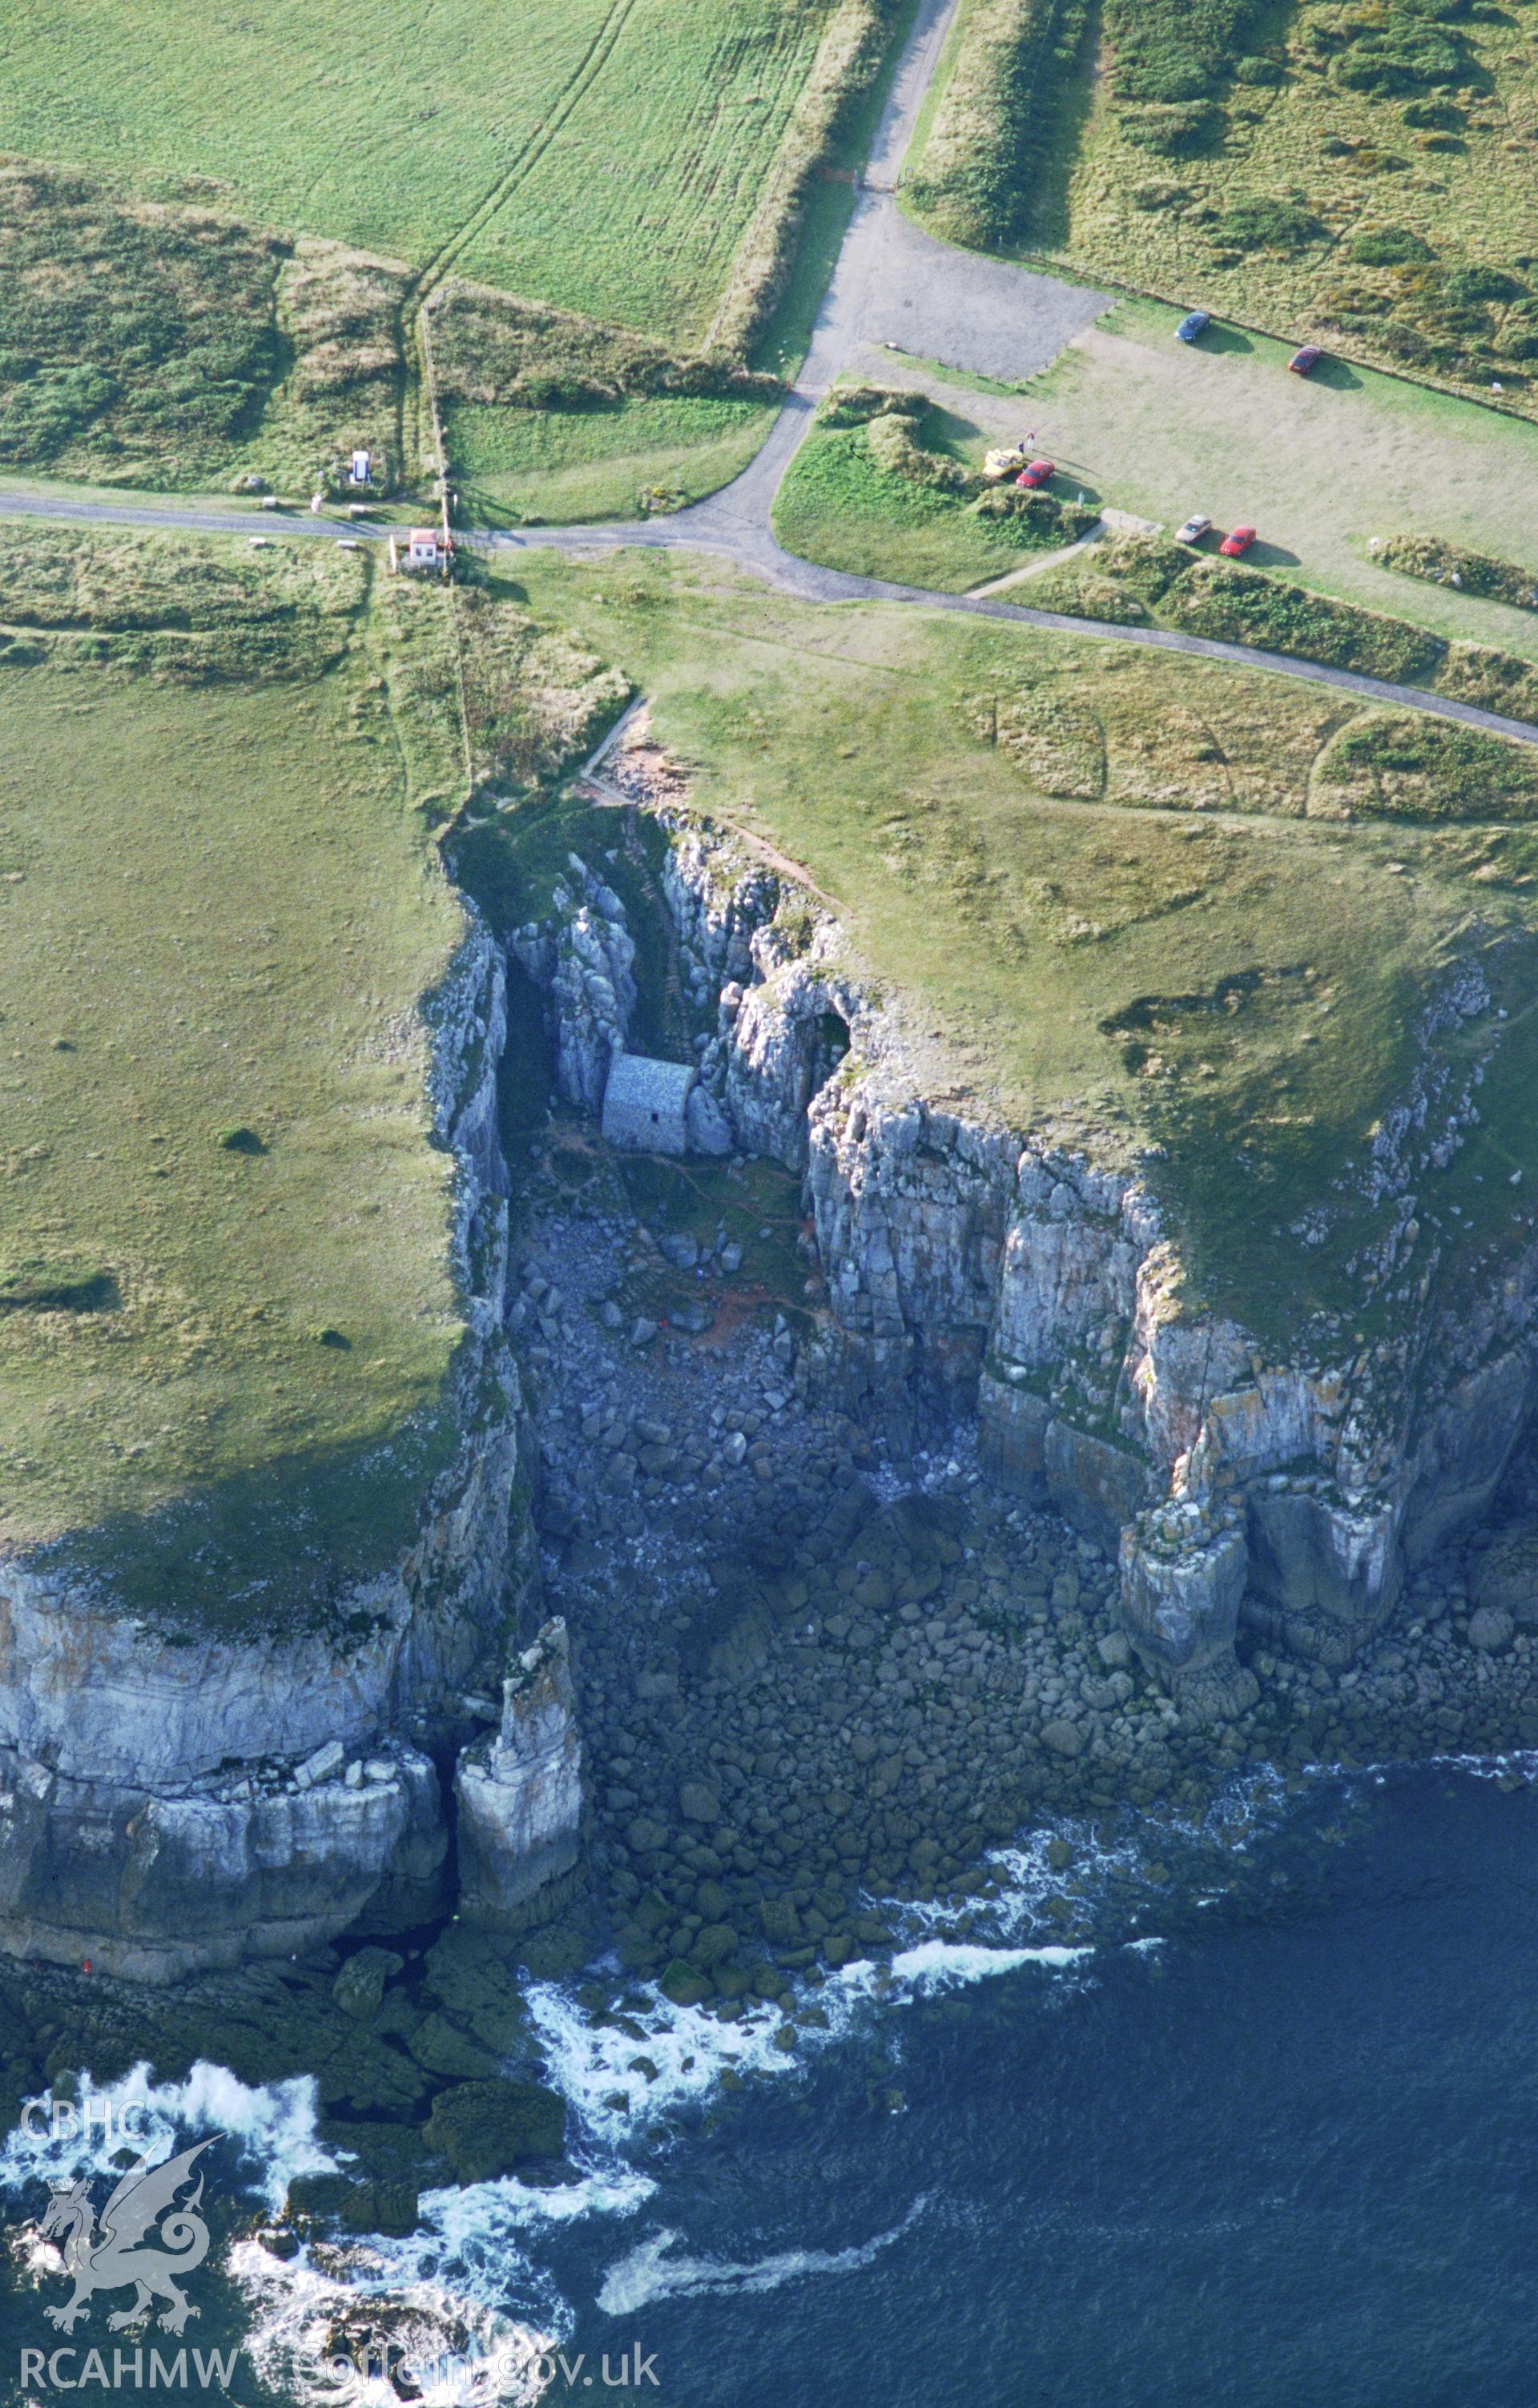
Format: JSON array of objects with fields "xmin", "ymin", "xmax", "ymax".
[
  {"xmin": 0, "ymin": 0, "xmax": 839, "ymax": 344},
  {"xmin": 0, "ymin": 528, "xmax": 470, "ymax": 1618}
]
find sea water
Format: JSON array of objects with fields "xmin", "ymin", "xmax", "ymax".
[{"xmin": 3, "ymin": 1760, "xmax": 1537, "ymax": 2407}]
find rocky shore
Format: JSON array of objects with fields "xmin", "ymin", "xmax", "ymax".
[
  {"xmin": 5, "ymin": 1056, "xmax": 1538, "ymax": 2241},
  {"xmin": 503, "ymin": 726, "xmax": 1538, "ymax": 1765},
  {"xmin": 513, "ymin": 1122, "xmax": 1538, "ymax": 2000}
]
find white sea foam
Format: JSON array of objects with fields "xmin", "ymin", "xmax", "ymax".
[
  {"xmin": 884, "ymin": 1939, "xmax": 1091, "ymax": 1988},
  {"xmin": 526, "ymin": 1921, "xmax": 1097, "ymax": 2155},
  {"xmin": 232, "ymin": 2233, "xmax": 557, "ymax": 2408},
  {"xmin": 0, "ymin": 2057, "xmax": 634, "ymax": 2406},
  {"xmin": 596, "ymin": 2195, "xmax": 929, "ymax": 2315},
  {"xmin": 525, "ymin": 1979, "xmax": 802, "ymax": 2150},
  {"xmin": 231, "ymin": 2143, "xmax": 652, "ymax": 2404},
  {"xmin": 0, "ymin": 2060, "xmax": 336, "ymax": 2209},
  {"xmin": 0, "ymin": 1783, "xmax": 1234, "ymax": 2394}
]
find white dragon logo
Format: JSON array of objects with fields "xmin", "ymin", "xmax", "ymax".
[{"xmin": 38, "ymin": 2138, "xmax": 217, "ymax": 2334}]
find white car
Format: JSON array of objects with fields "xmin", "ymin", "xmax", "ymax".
[{"xmin": 1175, "ymin": 513, "xmax": 1213, "ymax": 545}]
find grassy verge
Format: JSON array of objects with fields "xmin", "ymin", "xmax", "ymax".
[
  {"xmin": 706, "ymin": 0, "xmax": 912, "ymax": 356},
  {"xmin": 904, "ymin": 0, "xmax": 1095, "ymax": 249},
  {"xmin": 499, "ymin": 545, "xmax": 1538, "ymax": 1344},
  {"xmin": 774, "ymin": 386, "xmax": 1097, "ymax": 587}
]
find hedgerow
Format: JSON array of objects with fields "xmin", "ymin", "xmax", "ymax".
[
  {"xmin": 1167, "ymin": 558, "xmax": 1447, "ymax": 682},
  {"xmin": 1375, "ymin": 535, "xmax": 1538, "ymax": 616},
  {"xmin": 866, "ymin": 409, "xmax": 979, "ymax": 492},
  {"xmin": 815, "ymin": 385, "xmax": 925, "ymax": 428},
  {"xmin": 1435, "ymin": 642, "xmax": 1538, "ymax": 723},
  {"xmin": 706, "ymin": 0, "xmax": 908, "ymax": 358},
  {"xmin": 831, "ymin": 386, "xmax": 1101, "ymax": 537},
  {"xmin": 430, "ymin": 283, "xmax": 781, "ymax": 413},
  {"xmin": 905, "ymin": 0, "xmax": 1093, "ymax": 248},
  {"xmin": 973, "ymin": 485, "xmax": 1101, "ymax": 541}
]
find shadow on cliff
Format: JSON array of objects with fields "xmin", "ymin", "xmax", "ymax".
[{"xmin": 30, "ymin": 1405, "xmax": 463, "ymax": 1635}]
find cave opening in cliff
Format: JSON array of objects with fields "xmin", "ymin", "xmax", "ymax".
[{"xmin": 812, "ymin": 1007, "xmax": 852, "ymax": 1097}]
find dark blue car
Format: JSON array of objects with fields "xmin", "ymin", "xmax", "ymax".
[{"xmin": 1176, "ymin": 309, "xmax": 1211, "ymax": 344}]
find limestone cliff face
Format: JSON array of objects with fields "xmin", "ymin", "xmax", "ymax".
[
  {"xmin": 0, "ymin": 1745, "xmax": 445, "ymax": 1984},
  {"xmin": 456, "ymin": 1616, "xmax": 583, "ymax": 1931},
  {"xmin": 508, "ymin": 858, "xmax": 638, "ymax": 1112},
  {"xmin": 0, "ymin": 917, "xmax": 538, "ymax": 1977},
  {"xmin": 657, "ymin": 815, "xmax": 1538, "ymax": 1717}
]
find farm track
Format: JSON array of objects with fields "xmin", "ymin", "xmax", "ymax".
[{"xmin": 4, "ymin": 0, "xmax": 1538, "ymax": 753}]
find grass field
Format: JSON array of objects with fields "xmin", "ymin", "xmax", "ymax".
[
  {"xmin": 0, "ymin": 527, "xmax": 481, "ymax": 1620},
  {"xmin": 502, "ymin": 545, "xmax": 1538, "ymax": 1343},
  {"xmin": 0, "ymin": 2, "xmax": 916, "ymax": 509},
  {"xmin": 980, "ymin": 301, "xmax": 1538, "ymax": 650},
  {"xmin": 0, "ymin": 0, "xmax": 843, "ymax": 347},
  {"xmin": 909, "ymin": 0, "xmax": 1538, "ymax": 410},
  {"xmin": 447, "ymin": 396, "xmax": 779, "ymax": 527}
]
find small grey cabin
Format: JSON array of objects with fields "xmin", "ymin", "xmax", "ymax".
[{"xmin": 602, "ymin": 1055, "xmax": 697, "ymax": 1156}]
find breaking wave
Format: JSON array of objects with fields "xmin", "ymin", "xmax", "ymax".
[{"xmin": 0, "ymin": 2060, "xmax": 336, "ymax": 2210}]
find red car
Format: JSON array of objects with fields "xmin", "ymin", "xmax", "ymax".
[
  {"xmin": 1015, "ymin": 458, "xmax": 1055, "ymax": 489},
  {"xmin": 1220, "ymin": 524, "xmax": 1257, "ymax": 557},
  {"xmin": 1289, "ymin": 344, "xmax": 1323, "ymax": 376}
]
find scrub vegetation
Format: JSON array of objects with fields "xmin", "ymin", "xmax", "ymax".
[
  {"xmin": 1375, "ymin": 533, "xmax": 1538, "ymax": 614},
  {"xmin": 0, "ymin": 160, "xmax": 409, "ymax": 492},
  {"xmin": 1027, "ymin": 531, "xmax": 1538, "ymax": 718},
  {"xmin": 909, "ymin": 0, "xmax": 1538, "ymax": 409}
]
